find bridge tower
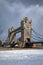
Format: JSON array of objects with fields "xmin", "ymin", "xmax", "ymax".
[
  {"xmin": 21, "ymin": 17, "xmax": 32, "ymax": 47},
  {"xmin": 8, "ymin": 26, "xmax": 16, "ymax": 44}
]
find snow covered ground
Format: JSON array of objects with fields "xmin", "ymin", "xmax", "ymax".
[{"xmin": 0, "ymin": 49, "xmax": 43, "ymax": 60}]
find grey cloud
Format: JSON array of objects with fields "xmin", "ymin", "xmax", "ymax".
[
  {"xmin": 38, "ymin": 16, "xmax": 43, "ymax": 34},
  {"xmin": 6, "ymin": 0, "xmax": 43, "ymax": 6},
  {"xmin": 0, "ymin": 26, "xmax": 3, "ymax": 34},
  {"xmin": 0, "ymin": 0, "xmax": 43, "ymax": 40},
  {"xmin": 20, "ymin": 0, "xmax": 43, "ymax": 6},
  {"xmin": 6, "ymin": 0, "xmax": 15, "ymax": 3}
]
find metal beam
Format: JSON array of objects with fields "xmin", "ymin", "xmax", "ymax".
[{"xmin": 30, "ymin": 41, "xmax": 43, "ymax": 44}]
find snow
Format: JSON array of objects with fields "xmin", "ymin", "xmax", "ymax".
[{"xmin": 0, "ymin": 49, "xmax": 43, "ymax": 60}]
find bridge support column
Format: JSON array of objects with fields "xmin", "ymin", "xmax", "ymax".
[
  {"xmin": 21, "ymin": 17, "xmax": 32, "ymax": 48},
  {"xmin": 8, "ymin": 26, "xmax": 16, "ymax": 44}
]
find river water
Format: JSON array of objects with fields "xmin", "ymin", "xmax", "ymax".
[{"xmin": 0, "ymin": 49, "xmax": 43, "ymax": 65}]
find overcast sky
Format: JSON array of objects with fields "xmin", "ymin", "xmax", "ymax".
[{"xmin": 0, "ymin": 0, "xmax": 43, "ymax": 40}]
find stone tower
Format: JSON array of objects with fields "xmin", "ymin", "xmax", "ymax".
[
  {"xmin": 21, "ymin": 17, "xmax": 32, "ymax": 47},
  {"xmin": 8, "ymin": 26, "xmax": 16, "ymax": 43}
]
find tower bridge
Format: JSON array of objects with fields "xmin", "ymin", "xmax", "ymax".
[{"xmin": 8, "ymin": 17, "xmax": 43, "ymax": 48}]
